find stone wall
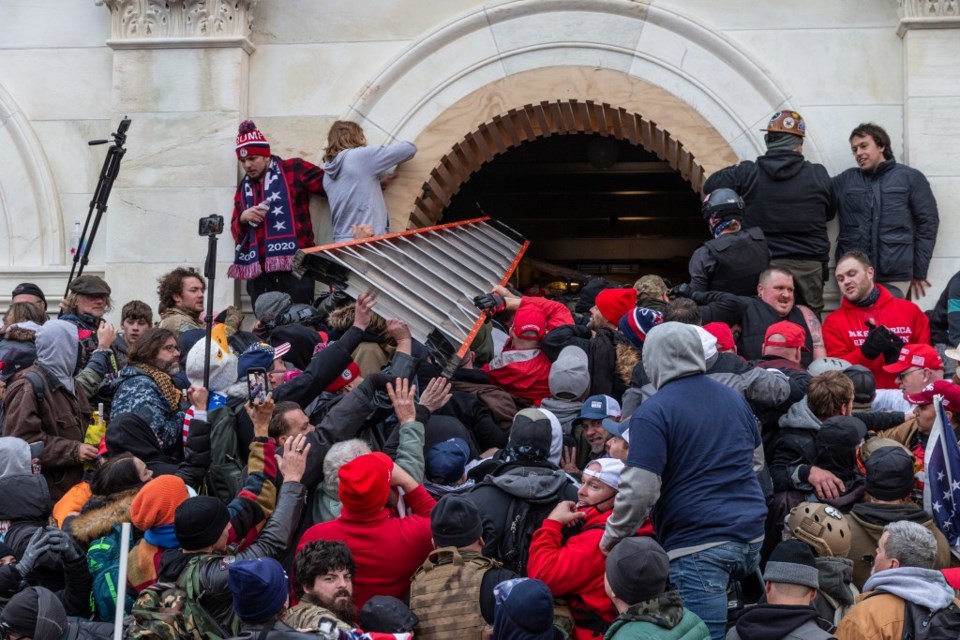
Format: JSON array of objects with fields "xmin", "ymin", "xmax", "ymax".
[{"xmin": 0, "ymin": 0, "xmax": 956, "ymax": 320}]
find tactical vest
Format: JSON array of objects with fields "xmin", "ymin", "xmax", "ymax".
[
  {"xmin": 409, "ymin": 547, "xmax": 497, "ymax": 640},
  {"xmin": 703, "ymin": 227, "xmax": 770, "ymax": 297},
  {"xmin": 738, "ymin": 298, "xmax": 814, "ymax": 367}
]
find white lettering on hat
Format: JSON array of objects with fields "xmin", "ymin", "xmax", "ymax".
[{"xmin": 591, "ymin": 401, "xmax": 603, "ymax": 409}]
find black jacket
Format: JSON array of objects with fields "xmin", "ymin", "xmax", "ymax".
[
  {"xmin": 105, "ymin": 412, "xmax": 211, "ymax": 488},
  {"xmin": 929, "ymin": 270, "xmax": 960, "ymax": 346},
  {"xmin": 833, "ymin": 158, "xmax": 939, "ymax": 281},
  {"xmin": 704, "ymin": 150, "xmax": 835, "ymax": 262},
  {"xmin": 688, "ymin": 226, "xmax": 770, "ymax": 296}
]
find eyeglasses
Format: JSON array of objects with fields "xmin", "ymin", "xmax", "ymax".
[
  {"xmin": 161, "ymin": 344, "xmax": 181, "ymax": 353},
  {"xmin": 895, "ymin": 368, "xmax": 923, "ymax": 382}
]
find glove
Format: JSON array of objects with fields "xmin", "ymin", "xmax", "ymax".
[
  {"xmin": 473, "ymin": 292, "xmax": 506, "ymax": 316},
  {"xmin": 43, "ymin": 527, "xmax": 83, "ymax": 563},
  {"xmin": 860, "ymin": 323, "xmax": 902, "ymax": 362},
  {"xmin": 13, "ymin": 528, "xmax": 49, "ymax": 578},
  {"xmin": 669, "ymin": 283, "xmax": 693, "ymax": 299}
]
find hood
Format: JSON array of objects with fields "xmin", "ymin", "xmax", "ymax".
[
  {"xmin": 863, "ymin": 566, "xmax": 955, "ymax": 611},
  {"xmin": 489, "ymin": 464, "xmax": 572, "ymax": 503},
  {"xmin": 70, "ymin": 489, "xmax": 138, "ymax": 545},
  {"xmin": 734, "ymin": 604, "xmax": 827, "ymax": 640},
  {"xmin": 757, "ymin": 150, "xmax": 806, "ymax": 181},
  {"xmin": 35, "ymin": 319, "xmax": 79, "ymax": 393},
  {"xmin": 642, "ymin": 322, "xmax": 705, "ymax": 390},
  {"xmin": 0, "ymin": 437, "xmax": 31, "ymax": 476},
  {"xmin": 105, "ymin": 412, "xmax": 177, "ymax": 471},
  {"xmin": 323, "ymin": 148, "xmax": 348, "ymax": 180},
  {"xmin": 778, "ymin": 396, "xmax": 821, "ymax": 431},
  {"xmin": 539, "ymin": 407, "xmax": 563, "ymax": 466},
  {"xmin": 816, "ymin": 556, "xmax": 855, "ymax": 605},
  {"xmin": 4, "ymin": 324, "xmax": 39, "ymax": 342},
  {"xmin": 538, "ymin": 398, "xmax": 582, "ymax": 436},
  {"xmin": 851, "ymin": 502, "xmax": 933, "ymax": 526},
  {"xmin": 0, "ymin": 474, "xmax": 51, "ymax": 521}
]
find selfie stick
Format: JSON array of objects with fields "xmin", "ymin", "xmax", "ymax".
[{"xmin": 200, "ymin": 216, "xmax": 224, "ymax": 390}]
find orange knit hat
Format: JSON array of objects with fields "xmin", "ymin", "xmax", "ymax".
[{"xmin": 130, "ymin": 475, "xmax": 189, "ymax": 531}]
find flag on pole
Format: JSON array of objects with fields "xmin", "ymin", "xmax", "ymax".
[{"xmin": 923, "ymin": 395, "xmax": 960, "ymax": 546}]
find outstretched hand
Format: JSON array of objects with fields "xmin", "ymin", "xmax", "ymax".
[
  {"xmin": 279, "ymin": 433, "xmax": 310, "ymax": 483},
  {"xmin": 418, "ymin": 377, "xmax": 452, "ymax": 413},
  {"xmin": 386, "ymin": 377, "xmax": 417, "ymax": 424},
  {"xmin": 245, "ymin": 393, "xmax": 275, "ymax": 438}
]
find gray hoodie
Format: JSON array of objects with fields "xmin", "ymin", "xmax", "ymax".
[
  {"xmin": 35, "ymin": 319, "xmax": 79, "ymax": 394},
  {"xmin": 0, "ymin": 437, "xmax": 31, "ymax": 476},
  {"xmin": 323, "ymin": 141, "xmax": 417, "ymax": 242},
  {"xmin": 862, "ymin": 566, "xmax": 955, "ymax": 611},
  {"xmin": 779, "ymin": 396, "xmax": 821, "ymax": 431},
  {"xmin": 642, "ymin": 323, "xmax": 706, "ymax": 390}
]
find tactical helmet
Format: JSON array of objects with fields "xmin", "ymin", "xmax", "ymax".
[
  {"xmin": 762, "ymin": 110, "xmax": 806, "ymax": 138},
  {"xmin": 701, "ymin": 188, "xmax": 745, "ymax": 221},
  {"xmin": 785, "ymin": 502, "xmax": 850, "ymax": 558}
]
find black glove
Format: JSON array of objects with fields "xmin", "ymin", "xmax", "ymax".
[
  {"xmin": 13, "ymin": 528, "xmax": 49, "ymax": 578},
  {"xmin": 473, "ymin": 292, "xmax": 506, "ymax": 316},
  {"xmin": 44, "ymin": 527, "xmax": 83, "ymax": 563},
  {"xmin": 669, "ymin": 283, "xmax": 693, "ymax": 299},
  {"xmin": 365, "ymin": 372, "xmax": 395, "ymax": 392},
  {"xmin": 860, "ymin": 323, "xmax": 903, "ymax": 362}
]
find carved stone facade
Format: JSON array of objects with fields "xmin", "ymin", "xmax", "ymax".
[{"xmin": 96, "ymin": 0, "xmax": 259, "ymax": 39}]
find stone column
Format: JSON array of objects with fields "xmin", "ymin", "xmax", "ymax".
[
  {"xmin": 898, "ymin": 0, "xmax": 960, "ymax": 304},
  {"xmin": 95, "ymin": 0, "xmax": 258, "ymax": 318}
]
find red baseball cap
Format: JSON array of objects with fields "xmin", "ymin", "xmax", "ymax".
[
  {"xmin": 512, "ymin": 305, "xmax": 547, "ymax": 341},
  {"xmin": 763, "ymin": 321, "xmax": 807, "ymax": 349},
  {"xmin": 905, "ymin": 380, "xmax": 960, "ymax": 410},
  {"xmin": 325, "ymin": 361, "xmax": 361, "ymax": 393},
  {"xmin": 703, "ymin": 322, "xmax": 736, "ymax": 352},
  {"xmin": 882, "ymin": 343, "xmax": 943, "ymax": 374}
]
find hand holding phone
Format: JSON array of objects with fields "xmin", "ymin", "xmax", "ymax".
[{"xmin": 247, "ymin": 368, "xmax": 269, "ymax": 404}]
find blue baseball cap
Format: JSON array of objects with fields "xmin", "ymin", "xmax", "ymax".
[
  {"xmin": 425, "ymin": 438, "xmax": 471, "ymax": 484},
  {"xmin": 574, "ymin": 394, "xmax": 621, "ymax": 426},
  {"xmin": 602, "ymin": 417, "xmax": 630, "ymax": 441}
]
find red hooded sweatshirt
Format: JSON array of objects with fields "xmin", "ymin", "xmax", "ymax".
[
  {"xmin": 823, "ymin": 284, "xmax": 930, "ymax": 389},
  {"xmin": 527, "ymin": 508, "xmax": 655, "ymax": 640}
]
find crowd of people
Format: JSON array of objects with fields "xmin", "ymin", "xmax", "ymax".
[{"xmin": 0, "ymin": 114, "xmax": 958, "ymax": 640}]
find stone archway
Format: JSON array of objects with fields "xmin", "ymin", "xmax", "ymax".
[
  {"xmin": 0, "ymin": 83, "xmax": 64, "ymax": 267},
  {"xmin": 410, "ymin": 97, "xmax": 706, "ymax": 228}
]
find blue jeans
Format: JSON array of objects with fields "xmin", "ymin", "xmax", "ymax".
[{"xmin": 668, "ymin": 540, "xmax": 762, "ymax": 640}]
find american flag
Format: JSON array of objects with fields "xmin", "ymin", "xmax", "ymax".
[{"xmin": 923, "ymin": 396, "xmax": 960, "ymax": 546}]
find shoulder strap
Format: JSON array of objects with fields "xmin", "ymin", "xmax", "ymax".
[
  {"xmin": 257, "ymin": 618, "xmax": 277, "ymax": 640},
  {"xmin": 24, "ymin": 370, "xmax": 50, "ymax": 430}
]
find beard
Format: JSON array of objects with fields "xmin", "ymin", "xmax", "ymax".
[{"xmin": 317, "ymin": 590, "xmax": 357, "ymax": 623}]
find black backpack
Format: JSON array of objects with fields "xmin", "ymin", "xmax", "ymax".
[
  {"xmin": 497, "ymin": 497, "xmax": 557, "ymax": 576},
  {"xmin": 902, "ymin": 600, "xmax": 960, "ymax": 640}
]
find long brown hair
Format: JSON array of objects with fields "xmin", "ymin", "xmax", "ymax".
[
  {"xmin": 128, "ymin": 327, "xmax": 176, "ymax": 365},
  {"xmin": 323, "ymin": 120, "xmax": 367, "ymax": 162}
]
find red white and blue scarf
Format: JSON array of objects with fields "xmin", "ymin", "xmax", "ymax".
[{"xmin": 228, "ymin": 157, "xmax": 297, "ymax": 280}]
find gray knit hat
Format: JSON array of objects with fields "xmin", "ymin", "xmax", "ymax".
[{"xmin": 763, "ymin": 539, "xmax": 819, "ymax": 589}]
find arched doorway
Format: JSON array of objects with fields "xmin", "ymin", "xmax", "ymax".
[{"xmin": 417, "ymin": 99, "xmax": 706, "ymax": 285}]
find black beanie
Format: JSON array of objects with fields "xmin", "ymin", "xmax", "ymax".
[
  {"xmin": 431, "ymin": 495, "xmax": 483, "ymax": 548},
  {"xmin": 360, "ymin": 596, "xmax": 419, "ymax": 633},
  {"xmin": 605, "ymin": 537, "xmax": 670, "ymax": 605},
  {"xmin": 865, "ymin": 446, "xmax": 916, "ymax": 501},
  {"xmin": 0, "ymin": 586, "xmax": 67, "ymax": 640},
  {"xmin": 763, "ymin": 539, "xmax": 819, "ymax": 589},
  {"xmin": 506, "ymin": 408, "xmax": 552, "ymax": 461},
  {"xmin": 175, "ymin": 496, "xmax": 231, "ymax": 550}
]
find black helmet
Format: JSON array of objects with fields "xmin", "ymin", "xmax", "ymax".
[{"xmin": 701, "ymin": 188, "xmax": 745, "ymax": 220}]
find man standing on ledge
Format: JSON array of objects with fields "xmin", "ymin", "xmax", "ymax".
[
  {"xmin": 832, "ymin": 122, "xmax": 939, "ymax": 300},
  {"xmin": 229, "ymin": 120, "xmax": 325, "ymax": 306}
]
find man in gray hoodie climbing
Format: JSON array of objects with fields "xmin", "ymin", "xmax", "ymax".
[{"xmin": 599, "ymin": 322, "xmax": 767, "ymax": 640}]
